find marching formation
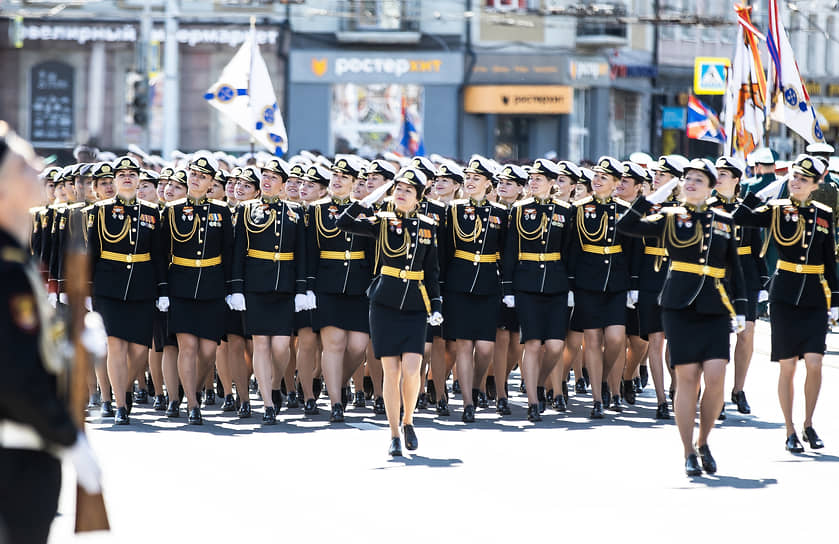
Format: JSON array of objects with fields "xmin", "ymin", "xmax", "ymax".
[{"xmin": 14, "ymin": 134, "xmax": 839, "ymax": 473}]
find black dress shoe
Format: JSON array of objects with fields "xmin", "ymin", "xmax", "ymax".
[
  {"xmin": 545, "ymin": 389, "xmax": 555, "ymax": 405},
  {"xmin": 496, "ymin": 397, "xmax": 512, "ymax": 415},
  {"xmin": 403, "ymin": 424, "xmax": 418, "ymax": 450},
  {"xmin": 153, "ymin": 395, "xmax": 166, "ymax": 411},
  {"xmin": 341, "ymin": 386, "xmax": 351, "ymax": 409},
  {"xmin": 165, "ymin": 401, "xmax": 180, "ymax": 418},
  {"xmin": 312, "ymin": 378, "xmax": 324, "ymax": 399},
  {"xmin": 610, "ymin": 395, "xmax": 623, "ymax": 412},
  {"xmin": 802, "ymin": 427, "xmax": 824, "ymax": 449},
  {"xmin": 188, "ymin": 407, "xmax": 203, "ymax": 425},
  {"xmin": 785, "ymin": 433, "xmax": 805, "ymax": 453},
  {"xmin": 582, "ymin": 367, "xmax": 590, "ymax": 387},
  {"xmin": 655, "ymin": 402, "xmax": 671, "ymax": 420},
  {"xmin": 718, "ymin": 407, "xmax": 726, "ymax": 421},
  {"xmin": 352, "ymin": 391, "xmax": 366, "ymax": 408},
  {"xmin": 552, "ymin": 394, "xmax": 567, "ymax": 412},
  {"xmin": 575, "ymin": 378, "xmax": 586, "ymax": 394},
  {"xmin": 685, "ymin": 453, "xmax": 702, "ymax": 476},
  {"xmin": 363, "ymin": 376, "xmax": 374, "ymax": 400},
  {"xmin": 262, "ymin": 406, "xmax": 276, "ymax": 425},
  {"xmin": 452, "ymin": 380, "xmax": 461, "ymax": 394},
  {"xmin": 135, "ymin": 389, "xmax": 149, "ymax": 404},
  {"xmin": 622, "ymin": 380, "xmax": 636, "ymax": 405},
  {"xmin": 205, "ymin": 390, "xmax": 216, "ymax": 406},
  {"xmin": 462, "ymin": 404, "xmax": 475, "ymax": 423},
  {"xmin": 696, "ymin": 444, "xmax": 717, "ymax": 474},
  {"xmin": 486, "ymin": 376, "xmax": 497, "ymax": 401},
  {"xmin": 286, "ymin": 391, "xmax": 300, "ymax": 409},
  {"xmin": 669, "ymin": 387, "xmax": 675, "ymax": 401},
  {"xmin": 732, "ymin": 390, "xmax": 751, "ymax": 414},
  {"xmin": 477, "ymin": 391, "xmax": 488, "ymax": 409},
  {"xmin": 114, "ymin": 406, "xmax": 130, "ymax": 425},
  {"xmin": 271, "ymin": 389, "xmax": 282, "ymax": 410},
  {"xmin": 125, "ymin": 392, "xmax": 133, "ymax": 415},
  {"xmin": 601, "ymin": 382, "xmax": 610, "ymax": 404},
  {"xmin": 304, "ymin": 398, "xmax": 319, "ymax": 415},
  {"xmin": 416, "ymin": 393, "xmax": 428, "ymax": 410},
  {"xmin": 329, "ymin": 403, "xmax": 344, "ymax": 423},
  {"xmin": 101, "ymin": 401, "xmax": 115, "ymax": 418},
  {"xmin": 238, "ymin": 401, "xmax": 252, "ymax": 419},
  {"xmin": 527, "ymin": 404, "xmax": 542, "ymax": 422},
  {"xmin": 221, "ymin": 394, "xmax": 237, "ymax": 412},
  {"xmin": 426, "ymin": 380, "xmax": 437, "ymax": 405},
  {"xmin": 388, "ymin": 437, "xmax": 403, "ymax": 457},
  {"xmin": 590, "ymin": 401, "xmax": 604, "ymax": 419},
  {"xmin": 518, "ymin": 381, "xmax": 527, "ymax": 394},
  {"xmin": 633, "ymin": 376, "xmax": 643, "ymax": 394},
  {"xmin": 436, "ymin": 398, "xmax": 450, "ymax": 416},
  {"xmin": 561, "ymin": 380, "xmax": 569, "ymax": 403},
  {"xmin": 639, "ymin": 365, "xmax": 649, "ymax": 388},
  {"xmin": 373, "ymin": 397, "xmax": 386, "ymax": 415}
]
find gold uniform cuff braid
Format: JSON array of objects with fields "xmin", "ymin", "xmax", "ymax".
[
  {"xmin": 453, "ymin": 250, "xmax": 499, "ymax": 263},
  {"xmin": 172, "ymin": 255, "xmax": 222, "ymax": 268},
  {"xmin": 581, "ymin": 244, "xmax": 622, "ymax": 255},
  {"xmin": 518, "ymin": 252, "xmax": 561, "ymax": 262},
  {"xmin": 100, "ymin": 251, "xmax": 151, "ymax": 263},
  {"xmin": 319, "ymin": 250, "xmax": 366, "ymax": 260},
  {"xmin": 247, "ymin": 249, "xmax": 294, "ymax": 261}
]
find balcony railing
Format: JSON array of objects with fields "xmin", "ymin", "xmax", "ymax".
[{"xmin": 339, "ymin": 0, "xmax": 421, "ymax": 32}]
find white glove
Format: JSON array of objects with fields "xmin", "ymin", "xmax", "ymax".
[
  {"xmin": 567, "ymin": 291, "xmax": 575, "ymax": 308},
  {"xmin": 755, "ymin": 177, "xmax": 786, "ymax": 202},
  {"xmin": 294, "ymin": 293, "xmax": 308, "ymax": 313},
  {"xmin": 502, "ymin": 295, "xmax": 515, "ymax": 308},
  {"xmin": 47, "ymin": 292, "xmax": 58, "ymax": 308},
  {"xmin": 84, "ymin": 296, "xmax": 93, "ymax": 312},
  {"xmin": 59, "ymin": 293, "xmax": 68, "ymax": 305},
  {"xmin": 626, "ymin": 291, "xmax": 636, "ymax": 309},
  {"xmin": 156, "ymin": 296, "xmax": 170, "ymax": 312},
  {"xmin": 229, "ymin": 293, "xmax": 246, "ymax": 312},
  {"xmin": 629, "ymin": 290, "xmax": 639, "ymax": 305},
  {"xmin": 758, "ymin": 290, "xmax": 769, "ymax": 303},
  {"xmin": 81, "ymin": 312, "xmax": 108, "ymax": 358},
  {"xmin": 733, "ymin": 315, "xmax": 746, "ymax": 333},
  {"xmin": 829, "ymin": 307, "xmax": 838, "ymax": 325},
  {"xmin": 360, "ymin": 180, "xmax": 394, "ymax": 208},
  {"xmin": 647, "ymin": 178, "xmax": 679, "ymax": 205},
  {"xmin": 427, "ymin": 312, "xmax": 444, "ymax": 327},
  {"xmin": 306, "ymin": 290, "xmax": 317, "ymax": 310},
  {"xmin": 64, "ymin": 433, "xmax": 102, "ymax": 494}
]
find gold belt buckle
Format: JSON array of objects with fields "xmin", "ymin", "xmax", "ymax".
[
  {"xmin": 399, "ymin": 269, "xmax": 407, "ymax": 279},
  {"xmin": 473, "ymin": 254, "xmax": 481, "ymax": 262},
  {"xmin": 345, "ymin": 250, "xmax": 352, "ymax": 260},
  {"xmin": 603, "ymin": 246, "xmax": 612, "ymax": 254},
  {"xmin": 274, "ymin": 253, "xmax": 281, "ymax": 261},
  {"xmin": 195, "ymin": 259, "xmax": 202, "ymax": 266},
  {"xmin": 795, "ymin": 264, "xmax": 803, "ymax": 273},
  {"xmin": 539, "ymin": 254, "xmax": 545, "ymax": 262},
  {"xmin": 702, "ymin": 265, "xmax": 711, "ymax": 275},
  {"xmin": 126, "ymin": 254, "xmax": 133, "ymax": 263}
]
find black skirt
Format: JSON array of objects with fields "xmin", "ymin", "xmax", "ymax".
[
  {"xmin": 516, "ymin": 292, "xmax": 568, "ymax": 342},
  {"xmin": 497, "ymin": 302, "xmax": 519, "ymax": 332},
  {"xmin": 745, "ymin": 289, "xmax": 759, "ymax": 323},
  {"xmin": 769, "ymin": 302, "xmax": 828, "ymax": 360},
  {"xmin": 225, "ymin": 307, "xmax": 245, "ymax": 336},
  {"xmin": 152, "ymin": 308, "xmax": 167, "ymax": 352},
  {"xmin": 294, "ymin": 308, "xmax": 317, "ymax": 334},
  {"xmin": 662, "ymin": 307, "xmax": 731, "ymax": 367},
  {"xmin": 573, "ymin": 289, "xmax": 626, "ymax": 330},
  {"xmin": 568, "ymin": 305, "xmax": 584, "ymax": 333},
  {"xmin": 244, "ymin": 292, "xmax": 294, "ymax": 336},
  {"xmin": 95, "ymin": 296, "xmax": 154, "ymax": 348},
  {"xmin": 314, "ymin": 293, "xmax": 370, "ymax": 333},
  {"xmin": 626, "ymin": 305, "xmax": 641, "ymax": 337},
  {"xmin": 370, "ymin": 303, "xmax": 427, "ymax": 358},
  {"xmin": 168, "ymin": 297, "xmax": 226, "ymax": 342},
  {"xmin": 638, "ymin": 291, "xmax": 664, "ymax": 338},
  {"xmin": 443, "ymin": 291, "xmax": 499, "ymax": 342}
]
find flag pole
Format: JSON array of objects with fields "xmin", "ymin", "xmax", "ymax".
[{"xmin": 249, "ymin": 16, "xmax": 256, "ymax": 158}]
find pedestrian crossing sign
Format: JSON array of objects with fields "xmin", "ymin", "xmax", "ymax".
[{"xmin": 694, "ymin": 57, "xmax": 730, "ymax": 95}]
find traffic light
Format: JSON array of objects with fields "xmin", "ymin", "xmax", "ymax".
[{"xmin": 132, "ymin": 77, "xmax": 149, "ymax": 126}]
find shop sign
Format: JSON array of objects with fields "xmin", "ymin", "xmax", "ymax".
[
  {"xmin": 661, "ymin": 107, "xmax": 686, "ymax": 129},
  {"xmin": 568, "ymin": 58, "xmax": 610, "ymax": 84},
  {"xmin": 463, "ymin": 85, "xmax": 572, "ymax": 114},
  {"xmin": 469, "ymin": 54, "xmax": 566, "ymax": 84},
  {"xmin": 290, "ymin": 51, "xmax": 463, "ymax": 84}
]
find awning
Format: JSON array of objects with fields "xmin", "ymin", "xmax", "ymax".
[{"xmin": 817, "ymin": 104, "xmax": 839, "ymax": 130}]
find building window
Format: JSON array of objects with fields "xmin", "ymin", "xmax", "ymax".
[
  {"xmin": 341, "ymin": 0, "xmax": 420, "ymax": 32},
  {"xmin": 610, "ymin": 90, "xmax": 641, "ymax": 159},
  {"xmin": 30, "ymin": 60, "xmax": 75, "ymax": 144},
  {"xmin": 570, "ymin": 87, "xmax": 589, "ymax": 162},
  {"xmin": 485, "ymin": 0, "xmax": 531, "ymax": 11},
  {"xmin": 331, "ymin": 83, "xmax": 423, "ymax": 156}
]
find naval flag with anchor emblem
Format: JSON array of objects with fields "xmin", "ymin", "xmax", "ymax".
[
  {"xmin": 766, "ymin": 0, "xmax": 824, "ymax": 145},
  {"xmin": 204, "ymin": 18, "xmax": 288, "ymax": 156}
]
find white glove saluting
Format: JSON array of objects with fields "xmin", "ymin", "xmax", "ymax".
[
  {"xmin": 647, "ymin": 178, "xmax": 679, "ymax": 205},
  {"xmin": 427, "ymin": 312, "xmax": 444, "ymax": 327},
  {"xmin": 228, "ymin": 293, "xmax": 246, "ymax": 312},
  {"xmin": 155, "ymin": 296, "xmax": 170, "ymax": 312},
  {"xmin": 294, "ymin": 293, "xmax": 308, "ymax": 313},
  {"xmin": 502, "ymin": 295, "xmax": 515, "ymax": 308},
  {"xmin": 755, "ymin": 176, "xmax": 787, "ymax": 202},
  {"xmin": 360, "ymin": 180, "xmax": 394, "ymax": 208},
  {"xmin": 64, "ymin": 433, "xmax": 102, "ymax": 494}
]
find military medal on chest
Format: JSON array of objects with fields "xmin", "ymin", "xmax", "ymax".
[
  {"xmin": 464, "ymin": 206, "xmax": 476, "ymax": 221},
  {"xmin": 112, "ymin": 205, "xmax": 125, "ymax": 220},
  {"xmin": 524, "ymin": 207, "xmax": 537, "ymax": 221},
  {"xmin": 389, "ymin": 218, "xmax": 403, "ymax": 234},
  {"xmin": 676, "ymin": 213, "xmax": 693, "ymax": 228},
  {"xmin": 782, "ymin": 205, "xmax": 799, "ymax": 223},
  {"xmin": 584, "ymin": 204, "xmax": 596, "ymax": 219},
  {"xmin": 328, "ymin": 205, "xmax": 339, "ymax": 221},
  {"xmin": 182, "ymin": 206, "xmax": 194, "ymax": 222}
]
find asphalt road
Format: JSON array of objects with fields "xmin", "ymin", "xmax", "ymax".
[{"xmin": 49, "ymin": 320, "xmax": 839, "ymax": 543}]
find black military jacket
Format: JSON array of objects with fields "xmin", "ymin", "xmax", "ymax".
[
  {"xmin": 439, "ymin": 197, "xmax": 507, "ymax": 295},
  {"xmin": 47, "ymin": 202, "xmax": 93, "ymax": 296},
  {"xmin": 87, "ymin": 195, "xmax": 165, "ymax": 301},
  {"xmin": 337, "ymin": 201, "xmax": 442, "ymax": 314},
  {"xmin": 567, "ymin": 195, "xmax": 633, "ymax": 293},
  {"xmin": 29, "ymin": 206, "xmax": 47, "ymax": 270},
  {"xmin": 0, "ymin": 229, "xmax": 77, "ymax": 447},
  {"xmin": 734, "ymin": 193, "xmax": 838, "ymax": 309},
  {"xmin": 501, "ymin": 196, "xmax": 574, "ymax": 296},
  {"xmin": 618, "ymin": 198, "xmax": 747, "ymax": 316},
  {"xmin": 232, "ymin": 197, "xmax": 306, "ymax": 295},
  {"xmin": 634, "ymin": 200, "xmax": 681, "ymax": 294},
  {"xmin": 160, "ymin": 195, "xmax": 233, "ymax": 300},
  {"xmin": 305, "ymin": 196, "xmax": 373, "ymax": 296},
  {"xmin": 708, "ymin": 195, "xmax": 769, "ymax": 292}
]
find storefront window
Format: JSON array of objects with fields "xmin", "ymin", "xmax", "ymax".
[
  {"xmin": 610, "ymin": 89, "xmax": 641, "ymax": 159},
  {"xmin": 331, "ymin": 83, "xmax": 423, "ymax": 156},
  {"xmin": 494, "ymin": 116, "xmax": 530, "ymax": 161},
  {"xmin": 569, "ymin": 87, "xmax": 589, "ymax": 162}
]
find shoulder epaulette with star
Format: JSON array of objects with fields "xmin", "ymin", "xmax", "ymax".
[
  {"xmin": 138, "ymin": 199, "xmax": 158, "ymax": 209},
  {"xmin": 573, "ymin": 196, "xmax": 593, "ymax": 206},
  {"xmin": 95, "ymin": 198, "xmax": 116, "ymax": 207},
  {"xmin": 210, "ymin": 199, "xmax": 228, "ymax": 207},
  {"xmin": 614, "ymin": 197, "xmax": 632, "ymax": 208},
  {"xmin": 514, "ymin": 197, "xmax": 534, "ymax": 207},
  {"xmin": 812, "ymin": 201, "xmax": 833, "ymax": 213},
  {"xmin": 418, "ymin": 213, "xmax": 437, "ymax": 225},
  {"xmin": 706, "ymin": 197, "xmax": 718, "ymax": 205},
  {"xmin": 644, "ymin": 214, "xmax": 665, "ymax": 222},
  {"xmin": 768, "ymin": 198, "xmax": 791, "ymax": 206},
  {"xmin": 29, "ymin": 206, "xmax": 46, "ymax": 215},
  {"xmin": 67, "ymin": 202, "xmax": 85, "ymax": 210},
  {"xmin": 450, "ymin": 198, "xmax": 468, "ymax": 206},
  {"xmin": 311, "ymin": 197, "xmax": 331, "ymax": 206},
  {"xmin": 489, "ymin": 201, "xmax": 507, "ymax": 210},
  {"xmin": 81, "ymin": 204, "xmax": 95, "ymax": 214},
  {"xmin": 712, "ymin": 208, "xmax": 733, "ymax": 219},
  {"xmin": 661, "ymin": 206, "xmax": 687, "ymax": 215},
  {"xmin": 552, "ymin": 198, "xmax": 572, "ymax": 208},
  {"xmin": 425, "ymin": 198, "xmax": 446, "ymax": 208},
  {"xmin": 166, "ymin": 198, "xmax": 187, "ymax": 207}
]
